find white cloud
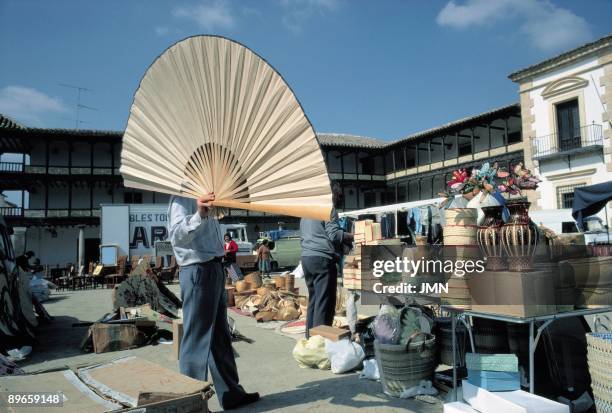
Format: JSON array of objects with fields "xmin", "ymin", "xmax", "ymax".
[
  {"xmin": 0, "ymin": 86, "xmax": 68, "ymax": 125},
  {"xmin": 436, "ymin": 0, "xmax": 592, "ymax": 52},
  {"xmin": 279, "ymin": 0, "xmax": 341, "ymax": 34},
  {"xmin": 172, "ymin": 0, "xmax": 235, "ymax": 31}
]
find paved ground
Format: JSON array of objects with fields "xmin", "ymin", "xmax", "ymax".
[{"xmin": 19, "ymin": 279, "xmax": 444, "ymax": 413}]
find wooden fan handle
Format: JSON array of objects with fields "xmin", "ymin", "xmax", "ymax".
[{"xmin": 211, "ymin": 199, "xmax": 331, "ymax": 221}]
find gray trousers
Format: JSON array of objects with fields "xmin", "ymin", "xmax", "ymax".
[{"xmin": 179, "ymin": 261, "xmax": 246, "ymax": 408}]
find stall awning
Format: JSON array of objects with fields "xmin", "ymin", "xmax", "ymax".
[
  {"xmin": 339, "ymin": 197, "xmax": 445, "ymax": 219},
  {"xmin": 572, "ymin": 181, "xmax": 612, "ymax": 230}
]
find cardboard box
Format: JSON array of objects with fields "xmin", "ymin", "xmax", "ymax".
[
  {"xmin": 444, "ymin": 402, "xmax": 480, "ymax": 413},
  {"xmin": 91, "ymin": 320, "xmax": 155, "ymax": 354},
  {"xmin": 0, "ymin": 370, "xmax": 123, "ymax": 412},
  {"xmin": 173, "ymin": 318, "xmax": 183, "ymax": 360},
  {"xmin": 78, "ymin": 356, "xmax": 211, "ymax": 413},
  {"xmin": 462, "ymin": 380, "xmax": 569, "ymax": 413},
  {"xmin": 468, "ymin": 270, "xmax": 556, "ymax": 317},
  {"xmin": 309, "ymin": 325, "xmax": 350, "ymax": 341}
]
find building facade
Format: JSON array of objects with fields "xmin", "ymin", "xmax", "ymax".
[{"xmin": 509, "ymin": 35, "xmax": 612, "ymax": 210}]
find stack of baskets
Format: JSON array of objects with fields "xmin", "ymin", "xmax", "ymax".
[
  {"xmin": 586, "ymin": 332, "xmax": 612, "ymax": 413},
  {"xmin": 442, "ymin": 208, "xmax": 479, "ymax": 309},
  {"xmin": 374, "ymin": 332, "xmax": 437, "ymax": 397}
]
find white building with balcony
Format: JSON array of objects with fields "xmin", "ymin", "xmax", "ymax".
[{"xmin": 509, "ymin": 35, "xmax": 612, "ymax": 212}]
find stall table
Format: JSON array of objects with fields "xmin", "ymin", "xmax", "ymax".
[{"xmin": 444, "ymin": 305, "xmax": 612, "ymax": 401}]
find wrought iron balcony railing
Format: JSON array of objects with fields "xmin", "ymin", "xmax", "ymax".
[{"xmin": 532, "ymin": 123, "xmax": 603, "ymax": 160}]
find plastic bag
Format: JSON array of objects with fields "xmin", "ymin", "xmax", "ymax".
[
  {"xmin": 398, "ymin": 380, "xmax": 438, "ymax": 399},
  {"xmin": 325, "ymin": 338, "xmax": 365, "ymax": 374},
  {"xmin": 359, "ymin": 358, "xmax": 380, "ymax": 380},
  {"xmin": 292, "ymin": 263, "xmax": 304, "ymax": 279},
  {"xmin": 371, "ymin": 305, "xmax": 401, "ymax": 344},
  {"xmin": 292, "ymin": 335, "xmax": 331, "ymax": 369}
]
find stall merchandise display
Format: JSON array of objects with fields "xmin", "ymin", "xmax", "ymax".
[
  {"xmin": 559, "ymin": 256, "xmax": 612, "ymax": 308},
  {"xmin": 465, "ymin": 353, "xmax": 520, "ymax": 391},
  {"xmin": 501, "ymin": 200, "xmax": 538, "ymax": 272},
  {"xmin": 477, "ymin": 205, "xmax": 505, "ymax": 271},
  {"xmin": 586, "ymin": 332, "xmax": 612, "ymax": 413}
]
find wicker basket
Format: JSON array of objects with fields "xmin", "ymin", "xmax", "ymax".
[
  {"xmin": 586, "ymin": 333, "xmax": 612, "ymax": 412},
  {"xmin": 444, "ymin": 208, "xmax": 478, "ymax": 246},
  {"xmin": 285, "ymin": 273, "xmax": 295, "ymax": 291},
  {"xmin": 374, "ymin": 333, "xmax": 437, "ymax": 397}
]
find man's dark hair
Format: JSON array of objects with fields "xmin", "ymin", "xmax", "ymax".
[
  {"xmin": 262, "ymin": 239, "xmax": 268, "ymax": 246},
  {"xmin": 25, "ymin": 251, "xmax": 35, "ymax": 258},
  {"xmin": 224, "ymin": 233, "xmax": 231, "ymax": 239}
]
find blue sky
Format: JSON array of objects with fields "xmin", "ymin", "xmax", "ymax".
[{"xmin": 0, "ymin": 0, "xmax": 610, "ymax": 141}]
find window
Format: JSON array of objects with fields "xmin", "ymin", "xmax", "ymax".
[
  {"xmin": 458, "ymin": 128, "xmax": 472, "ymax": 156},
  {"xmin": 124, "ymin": 192, "xmax": 143, "ymax": 204},
  {"xmin": 444, "ymin": 134, "xmax": 458, "ymax": 160},
  {"xmin": 431, "ymin": 137, "xmax": 444, "ymax": 163},
  {"xmin": 394, "ymin": 147, "xmax": 406, "ymax": 171},
  {"xmin": 490, "ymin": 119, "xmax": 506, "ymax": 149},
  {"xmin": 473, "ymin": 126, "xmax": 489, "ymax": 153},
  {"xmin": 556, "ymin": 183, "xmax": 585, "ymax": 209},
  {"xmin": 556, "ymin": 99, "xmax": 580, "ymax": 151},
  {"xmin": 406, "ymin": 145, "xmax": 417, "ymax": 168},
  {"xmin": 418, "ymin": 141, "xmax": 429, "ymax": 166},
  {"xmin": 364, "ymin": 191, "xmax": 377, "ymax": 207},
  {"xmin": 561, "ymin": 222, "xmax": 579, "ymax": 233},
  {"xmin": 507, "ymin": 116, "xmax": 522, "ymax": 144}
]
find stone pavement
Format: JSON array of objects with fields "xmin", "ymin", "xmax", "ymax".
[{"xmin": 19, "ymin": 280, "xmax": 442, "ymax": 413}]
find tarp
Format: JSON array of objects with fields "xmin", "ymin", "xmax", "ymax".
[{"xmin": 572, "ymin": 181, "xmax": 612, "ymax": 230}]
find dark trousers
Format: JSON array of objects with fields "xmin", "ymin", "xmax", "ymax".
[
  {"xmin": 302, "ymin": 255, "xmax": 337, "ymax": 337},
  {"xmin": 179, "ymin": 261, "xmax": 246, "ymax": 409}
]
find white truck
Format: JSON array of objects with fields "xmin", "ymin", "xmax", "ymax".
[{"xmin": 99, "ymin": 204, "xmax": 253, "ymax": 261}]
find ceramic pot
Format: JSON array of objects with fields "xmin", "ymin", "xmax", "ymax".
[
  {"xmin": 477, "ymin": 205, "xmax": 506, "ymax": 270},
  {"xmin": 500, "ymin": 200, "xmax": 538, "ymax": 272}
]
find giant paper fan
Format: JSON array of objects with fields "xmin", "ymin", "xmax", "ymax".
[{"xmin": 121, "ymin": 36, "xmax": 333, "ymax": 220}]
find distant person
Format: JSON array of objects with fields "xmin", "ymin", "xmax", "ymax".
[
  {"xmin": 168, "ymin": 194, "xmax": 259, "ymax": 410},
  {"xmin": 223, "ymin": 233, "xmax": 239, "ymax": 264},
  {"xmin": 16, "ymin": 251, "xmax": 35, "ymax": 272},
  {"xmin": 257, "ymin": 239, "xmax": 272, "ymax": 277},
  {"xmin": 300, "ymin": 184, "xmax": 353, "ymax": 336}
]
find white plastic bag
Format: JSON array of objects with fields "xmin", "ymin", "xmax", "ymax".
[
  {"xmin": 325, "ymin": 338, "xmax": 365, "ymax": 374},
  {"xmin": 293, "ymin": 335, "xmax": 330, "ymax": 369},
  {"xmin": 399, "ymin": 380, "xmax": 438, "ymax": 399},
  {"xmin": 292, "ymin": 263, "xmax": 304, "ymax": 279},
  {"xmin": 359, "ymin": 358, "xmax": 380, "ymax": 380}
]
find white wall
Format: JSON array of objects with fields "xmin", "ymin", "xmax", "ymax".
[
  {"xmin": 25, "ymin": 225, "xmax": 99, "ymax": 267},
  {"xmin": 526, "ymin": 53, "xmax": 611, "ymax": 211}
]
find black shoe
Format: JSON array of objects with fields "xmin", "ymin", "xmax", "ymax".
[{"xmin": 223, "ymin": 392, "xmax": 260, "ymax": 410}]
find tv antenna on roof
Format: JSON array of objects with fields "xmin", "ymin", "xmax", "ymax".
[{"xmin": 59, "ymin": 83, "xmax": 98, "ymax": 129}]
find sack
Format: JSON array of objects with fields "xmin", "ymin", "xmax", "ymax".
[
  {"xmin": 326, "ymin": 338, "xmax": 365, "ymax": 374},
  {"xmin": 292, "ymin": 336, "xmax": 330, "ymax": 369}
]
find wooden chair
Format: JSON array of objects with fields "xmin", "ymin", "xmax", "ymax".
[
  {"xmin": 160, "ymin": 255, "xmax": 178, "ymax": 284},
  {"xmin": 105, "ymin": 255, "xmax": 128, "ymax": 288},
  {"xmin": 152, "ymin": 256, "xmax": 163, "ymax": 275}
]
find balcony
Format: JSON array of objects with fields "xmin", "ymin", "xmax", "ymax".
[
  {"xmin": 1, "ymin": 207, "xmax": 101, "ymax": 226},
  {"xmin": 0, "ymin": 163, "xmax": 119, "ymax": 175},
  {"xmin": 532, "ymin": 123, "xmax": 603, "ymax": 161}
]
